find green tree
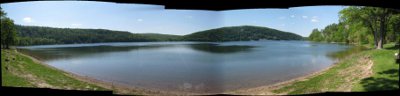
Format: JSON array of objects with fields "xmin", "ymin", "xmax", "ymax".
[
  {"xmin": 321, "ymin": 23, "xmax": 340, "ymax": 42},
  {"xmin": 1, "ymin": 7, "xmax": 17, "ymax": 49},
  {"xmin": 387, "ymin": 14, "xmax": 400, "ymax": 43},
  {"xmin": 1, "ymin": 17, "xmax": 17, "ymax": 49},
  {"xmin": 340, "ymin": 6, "xmax": 400, "ymax": 49},
  {"xmin": 308, "ymin": 29, "xmax": 323, "ymax": 41},
  {"xmin": 1, "ymin": 7, "xmax": 5, "ymax": 48}
]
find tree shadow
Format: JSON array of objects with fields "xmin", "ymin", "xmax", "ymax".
[
  {"xmin": 377, "ymin": 69, "xmax": 399, "ymax": 78},
  {"xmin": 384, "ymin": 44, "xmax": 399, "ymax": 50},
  {"xmin": 360, "ymin": 68, "xmax": 399, "ymax": 91}
]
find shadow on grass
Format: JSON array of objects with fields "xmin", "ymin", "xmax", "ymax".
[
  {"xmin": 384, "ymin": 45, "xmax": 398, "ymax": 50},
  {"xmin": 360, "ymin": 69, "xmax": 399, "ymax": 91},
  {"xmin": 378, "ymin": 69, "xmax": 399, "ymax": 78}
]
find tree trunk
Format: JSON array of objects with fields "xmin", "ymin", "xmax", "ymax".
[
  {"xmin": 382, "ymin": 15, "xmax": 388, "ymax": 45},
  {"xmin": 373, "ymin": 31, "xmax": 378, "ymax": 48},
  {"xmin": 377, "ymin": 16, "xmax": 386, "ymax": 49},
  {"xmin": 367, "ymin": 20, "xmax": 379, "ymax": 49},
  {"xmin": 377, "ymin": 37, "xmax": 383, "ymax": 49}
]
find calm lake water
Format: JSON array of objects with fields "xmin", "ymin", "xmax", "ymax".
[{"xmin": 18, "ymin": 41, "xmax": 352, "ymax": 93}]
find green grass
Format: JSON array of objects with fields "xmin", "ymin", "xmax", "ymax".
[
  {"xmin": 352, "ymin": 43, "xmax": 399, "ymax": 91},
  {"xmin": 2, "ymin": 50, "xmax": 34, "ymax": 87},
  {"xmin": 1, "ymin": 49, "xmax": 107, "ymax": 90},
  {"xmin": 272, "ymin": 43, "xmax": 399, "ymax": 94}
]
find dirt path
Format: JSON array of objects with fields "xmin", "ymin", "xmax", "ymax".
[{"xmin": 336, "ymin": 56, "xmax": 374, "ymax": 91}]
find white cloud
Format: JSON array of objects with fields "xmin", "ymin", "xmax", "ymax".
[
  {"xmin": 137, "ymin": 19, "xmax": 143, "ymax": 22},
  {"xmin": 310, "ymin": 16, "xmax": 319, "ymax": 22},
  {"xmin": 290, "ymin": 15, "xmax": 295, "ymax": 18},
  {"xmin": 302, "ymin": 16, "xmax": 308, "ymax": 19},
  {"xmin": 71, "ymin": 23, "xmax": 82, "ymax": 26},
  {"xmin": 311, "ymin": 18, "xmax": 319, "ymax": 22},
  {"xmin": 23, "ymin": 17, "xmax": 33, "ymax": 23}
]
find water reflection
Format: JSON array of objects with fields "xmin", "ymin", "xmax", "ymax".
[
  {"xmin": 186, "ymin": 43, "xmax": 255, "ymax": 54},
  {"xmin": 18, "ymin": 43, "xmax": 256, "ymax": 61},
  {"xmin": 18, "ymin": 45, "xmax": 171, "ymax": 61},
  {"xmin": 327, "ymin": 46, "xmax": 367, "ymax": 60}
]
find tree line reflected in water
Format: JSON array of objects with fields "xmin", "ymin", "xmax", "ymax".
[{"xmin": 18, "ymin": 43, "xmax": 256, "ymax": 61}]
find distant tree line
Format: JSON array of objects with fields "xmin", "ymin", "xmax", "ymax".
[
  {"xmin": 308, "ymin": 7, "xmax": 400, "ymax": 49},
  {"xmin": 15, "ymin": 25, "xmax": 184, "ymax": 45},
  {"xmin": 15, "ymin": 25, "xmax": 303, "ymax": 45},
  {"xmin": 183, "ymin": 25, "xmax": 304, "ymax": 42}
]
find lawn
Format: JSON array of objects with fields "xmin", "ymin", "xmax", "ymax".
[
  {"xmin": 1, "ymin": 49, "xmax": 107, "ymax": 90},
  {"xmin": 272, "ymin": 43, "xmax": 399, "ymax": 94}
]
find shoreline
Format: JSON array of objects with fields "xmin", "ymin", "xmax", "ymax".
[
  {"xmin": 224, "ymin": 61, "xmax": 341, "ymax": 95},
  {"xmin": 225, "ymin": 47, "xmax": 365, "ymax": 95},
  {"xmin": 16, "ymin": 50, "xmax": 218, "ymax": 95},
  {"xmin": 15, "ymin": 48, "xmax": 355, "ymax": 95}
]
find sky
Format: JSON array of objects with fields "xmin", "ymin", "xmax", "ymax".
[{"xmin": 0, "ymin": 1, "xmax": 346, "ymax": 37}]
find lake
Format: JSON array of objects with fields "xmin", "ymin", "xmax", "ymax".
[{"xmin": 17, "ymin": 41, "xmax": 351, "ymax": 93}]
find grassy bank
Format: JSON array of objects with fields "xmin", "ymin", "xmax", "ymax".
[
  {"xmin": 1, "ymin": 49, "xmax": 195, "ymax": 95},
  {"xmin": 272, "ymin": 43, "xmax": 399, "ymax": 94},
  {"xmin": 1, "ymin": 49, "xmax": 107, "ymax": 90}
]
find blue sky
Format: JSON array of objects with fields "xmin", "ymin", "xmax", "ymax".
[{"xmin": 1, "ymin": 1, "xmax": 346, "ymax": 37}]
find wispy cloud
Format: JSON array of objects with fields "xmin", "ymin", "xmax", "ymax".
[
  {"xmin": 279, "ymin": 16, "xmax": 286, "ymax": 19},
  {"xmin": 310, "ymin": 16, "xmax": 319, "ymax": 22},
  {"xmin": 71, "ymin": 23, "xmax": 82, "ymax": 26},
  {"xmin": 302, "ymin": 16, "xmax": 308, "ymax": 19},
  {"xmin": 23, "ymin": 17, "xmax": 33, "ymax": 23},
  {"xmin": 137, "ymin": 19, "xmax": 143, "ymax": 22},
  {"xmin": 311, "ymin": 19, "xmax": 319, "ymax": 22},
  {"xmin": 290, "ymin": 15, "xmax": 295, "ymax": 18}
]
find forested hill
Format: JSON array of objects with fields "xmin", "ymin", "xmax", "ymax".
[
  {"xmin": 139, "ymin": 33, "xmax": 182, "ymax": 41},
  {"xmin": 183, "ymin": 25, "xmax": 303, "ymax": 41},
  {"xmin": 14, "ymin": 25, "xmax": 303, "ymax": 46},
  {"xmin": 15, "ymin": 25, "xmax": 183, "ymax": 45}
]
